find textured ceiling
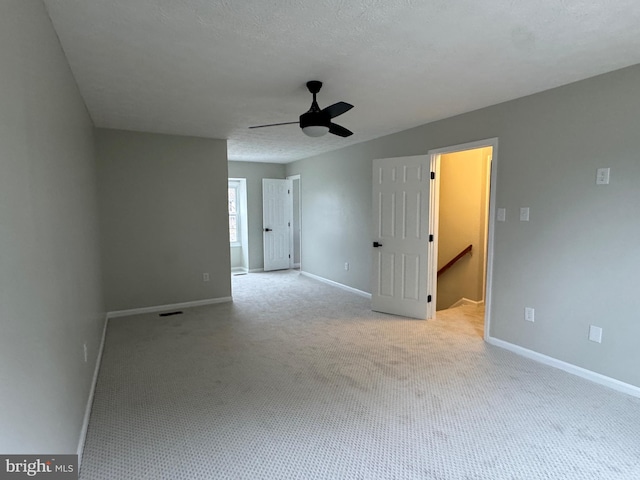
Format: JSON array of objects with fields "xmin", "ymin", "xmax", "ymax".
[{"xmin": 43, "ymin": 0, "xmax": 640, "ymax": 163}]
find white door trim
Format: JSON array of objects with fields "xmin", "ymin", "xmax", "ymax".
[
  {"xmin": 286, "ymin": 174, "xmax": 301, "ymax": 270},
  {"xmin": 427, "ymin": 155, "xmax": 440, "ymax": 320},
  {"xmin": 427, "ymin": 138, "xmax": 499, "ymax": 341}
]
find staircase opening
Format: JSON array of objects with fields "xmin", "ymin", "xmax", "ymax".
[{"xmin": 428, "ymin": 141, "xmax": 496, "ymax": 338}]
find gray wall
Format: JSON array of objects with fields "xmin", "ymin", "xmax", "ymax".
[
  {"xmin": 230, "ymin": 245, "xmax": 244, "ymax": 269},
  {"xmin": 0, "ymin": 0, "xmax": 105, "ymax": 453},
  {"xmin": 287, "ymin": 65, "xmax": 640, "ymax": 388},
  {"xmin": 97, "ymin": 129, "xmax": 230, "ymax": 311},
  {"xmin": 228, "ymin": 161, "xmax": 286, "ymax": 271},
  {"xmin": 287, "ymin": 154, "xmax": 373, "ymax": 292}
]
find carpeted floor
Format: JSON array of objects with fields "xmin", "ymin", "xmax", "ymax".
[{"xmin": 80, "ymin": 271, "xmax": 640, "ymax": 479}]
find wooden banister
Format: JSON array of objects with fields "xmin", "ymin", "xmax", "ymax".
[{"xmin": 437, "ymin": 244, "xmax": 472, "ymax": 277}]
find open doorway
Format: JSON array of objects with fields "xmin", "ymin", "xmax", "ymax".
[
  {"xmin": 428, "ymin": 139, "xmax": 497, "ymax": 339},
  {"xmin": 229, "ymin": 178, "xmax": 248, "ymax": 275},
  {"xmin": 287, "ymin": 174, "xmax": 301, "ymax": 270}
]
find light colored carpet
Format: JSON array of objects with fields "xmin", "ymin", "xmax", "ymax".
[{"xmin": 80, "ymin": 271, "xmax": 640, "ymax": 479}]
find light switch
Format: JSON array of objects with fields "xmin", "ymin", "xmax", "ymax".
[
  {"xmin": 520, "ymin": 207, "xmax": 530, "ymax": 222},
  {"xmin": 596, "ymin": 168, "xmax": 610, "ymax": 185},
  {"xmin": 589, "ymin": 325, "xmax": 603, "ymax": 343},
  {"xmin": 497, "ymin": 208, "xmax": 506, "ymax": 222},
  {"xmin": 524, "ymin": 307, "xmax": 535, "ymax": 322}
]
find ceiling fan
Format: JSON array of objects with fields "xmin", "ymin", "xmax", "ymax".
[{"xmin": 249, "ymin": 81, "xmax": 354, "ymax": 137}]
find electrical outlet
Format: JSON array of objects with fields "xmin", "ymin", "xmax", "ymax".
[
  {"xmin": 497, "ymin": 208, "xmax": 506, "ymax": 222},
  {"xmin": 203, "ymin": 272, "xmax": 210, "ymax": 282},
  {"xmin": 344, "ymin": 262, "xmax": 349, "ymax": 271},
  {"xmin": 524, "ymin": 307, "xmax": 535, "ymax": 322},
  {"xmin": 520, "ymin": 207, "xmax": 530, "ymax": 222},
  {"xmin": 83, "ymin": 343, "xmax": 88, "ymax": 363}
]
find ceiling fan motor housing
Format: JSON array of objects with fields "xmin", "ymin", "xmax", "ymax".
[{"xmin": 299, "ymin": 110, "xmax": 331, "ymax": 129}]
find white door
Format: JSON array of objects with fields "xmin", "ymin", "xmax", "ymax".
[
  {"xmin": 263, "ymin": 178, "xmax": 292, "ymax": 271},
  {"xmin": 372, "ymin": 156, "xmax": 432, "ymax": 319}
]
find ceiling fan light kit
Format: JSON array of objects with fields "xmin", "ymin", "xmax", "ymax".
[
  {"xmin": 301, "ymin": 125, "xmax": 330, "ymax": 137},
  {"xmin": 250, "ymin": 81, "xmax": 353, "ymax": 138}
]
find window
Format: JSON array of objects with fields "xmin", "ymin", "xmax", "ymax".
[{"xmin": 228, "ymin": 181, "xmax": 240, "ymax": 245}]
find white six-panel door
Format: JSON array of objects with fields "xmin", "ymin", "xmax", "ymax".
[
  {"xmin": 263, "ymin": 179, "xmax": 292, "ymax": 271},
  {"xmin": 372, "ymin": 156, "xmax": 431, "ymax": 319}
]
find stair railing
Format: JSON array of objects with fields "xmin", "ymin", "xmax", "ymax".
[{"xmin": 437, "ymin": 244, "xmax": 472, "ymax": 277}]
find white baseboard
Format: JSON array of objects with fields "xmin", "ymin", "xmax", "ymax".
[
  {"xmin": 231, "ymin": 267, "xmax": 247, "ymax": 274},
  {"xmin": 77, "ymin": 312, "xmax": 109, "ymax": 462},
  {"xmin": 107, "ymin": 296, "xmax": 232, "ymax": 319},
  {"xmin": 486, "ymin": 336, "xmax": 640, "ymax": 399},
  {"xmin": 300, "ymin": 271, "xmax": 372, "ymax": 299},
  {"xmin": 449, "ymin": 297, "xmax": 484, "ymax": 309}
]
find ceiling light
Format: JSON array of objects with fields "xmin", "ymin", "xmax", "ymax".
[{"xmin": 302, "ymin": 125, "xmax": 330, "ymax": 137}]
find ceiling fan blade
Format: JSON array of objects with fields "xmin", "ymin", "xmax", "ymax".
[
  {"xmin": 249, "ymin": 121, "xmax": 298, "ymax": 129},
  {"xmin": 329, "ymin": 123, "xmax": 353, "ymax": 137},
  {"xmin": 322, "ymin": 101, "xmax": 353, "ymax": 119}
]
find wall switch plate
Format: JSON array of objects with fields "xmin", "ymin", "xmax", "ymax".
[
  {"xmin": 497, "ymin": 208, "xmax": 506, "ymax": 222},
  {"xmin": 524, "ymin": 307, "xmax": 535, "ymax": 322},
  {"xmin": 344, "ymin": 262, "xmax": 349, "ymax": 271},
  {"xmin": 203, "ymin": 272, "xmax": 210, "ymax": 282},
  {"xmin": 589, "ymin": 325, "xmax": 603, "ymax": 343},
  {"xmin": 520, "ymin": 207, "xmax": 530, "ymax": 222},
  {"xmin": 596, "ymin": 168, "xmax": 610, "ymax": 185}
]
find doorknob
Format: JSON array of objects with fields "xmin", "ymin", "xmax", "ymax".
[
  {"xmin": 264, "ymin": 228, "xmax": 272, "ymax": 232},
  {"xmin": 373, "ymin": 241, "xmax": 382, "ymax": 247}
]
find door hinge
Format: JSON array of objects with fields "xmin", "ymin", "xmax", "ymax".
[
  {"xmin": 288, "ymin": 189, "xmax": 291, "ymax": 194},
  {"xmin": 427, "ymin": 295, "xmax": 432, "ymax": 303},
  {"xmin": 289, "ymin": 254, "xmax": 291, "ymax": 258},
  {"xmin": 430, "ymin": 171, "xmax": 435, "ymax": 180},
  {"xmin": 428, "ymin": 234, "xmax": 434, "ymax": 242},
  {"xmin": 288, "ymin": 222, "xmax": 291, "ymax": 227}
]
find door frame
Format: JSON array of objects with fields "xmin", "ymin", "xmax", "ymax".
[
  {"xmin": 427, "ymin": 138, "xmax": 498, "ymax": 340},
  {"xmin": 286, "ymin": 174, "xmax": 301, "ymax": 270}
]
